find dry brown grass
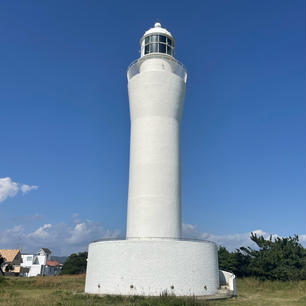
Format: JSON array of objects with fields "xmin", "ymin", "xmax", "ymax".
[
  {"xmin": 1, "ymin": 273, "xmax": 85, "ymax": 290},
  {"xmin": 210, "ymin": 278, "xmax": 306, "ymax": 306},
  {"xmin": 0, "ymin": 275, "xmax": 305, "ymax": 306},
  {"xmin": 33, "ymin": 274, "xmax": 85, "ymax": 290}
]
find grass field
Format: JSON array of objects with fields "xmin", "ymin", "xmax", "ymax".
[{"xmin": 0, "ymin": 274, "xmax": 305, "ymax": 306}]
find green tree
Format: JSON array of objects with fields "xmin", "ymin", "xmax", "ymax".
[
  {"xmin": 218, "ymin": 246, "xmax": 251, "ymax": 277},
  {"xmin": 240, "ymin": 233, "xmax": 306, "ymax": 280},
  {"xmin": 5, "ymin": 263, "xmax": 14, "ymax": 273},
  {"xmin": 233, "ymin": 249, "xmax": 252, "ymax": 277},
  {"xmin": 218, "ymin": 246, "xmax": 237, "ymax": 272},
  {"xmin": 0, "ymin": 254, "xmax": 5, "ymax": 276},
  {"xmin": 61, "ymin": 252, "xmax": 88, "ymax": 275},
  {"xmin": 218, "ymin": 234, "xmax": 306, "ymax": 280}
]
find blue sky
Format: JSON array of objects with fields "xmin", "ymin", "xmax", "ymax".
[{"xmin": 0, "ymin": 1, "xmax": 305, "ymax": 255}]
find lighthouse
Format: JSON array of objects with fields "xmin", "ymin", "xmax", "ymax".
[
  {"xmin": 85, "ymin": 23, "xmax": 235, "ymax": 297},
  {"xmin": 126, "ymin": 22, "xmax": 185, "ymax": 240}
]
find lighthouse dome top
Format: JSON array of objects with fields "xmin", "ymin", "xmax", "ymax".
[
  {"xmin": 140, "ymin": 22, "xmax": 175, "ymax": 57},
  {"xmin": 143, "ymin": 22, "xmax": 173, "ymax": 38}
]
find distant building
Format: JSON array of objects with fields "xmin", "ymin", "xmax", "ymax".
[
  {"xmin": 0, "ymin": 249, "xmax": 26, "ymax": 276},
  {"xmin": 21, "ymin": 248, "xmax": 60, "ymax": 277},
  {"xmin": 45, "ymin": 260, "xmax": 61, "ymax": 276}
]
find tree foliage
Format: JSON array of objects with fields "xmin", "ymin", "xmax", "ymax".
[
  {"xmin": 218, "ymin": 246, "xmax": 251, "ymax": 277},
  {"xmin": 61, "ymin": 252, "xmax": 88, "ymax": 275},
  {"xmin": 0, "ymin": 254, "xmax": 5, "ymax": 276},
  {"xmin": 5, "ymin": 263, "xmax": 14, "ymax": 273},
  {"xmin": 218, "ymin": 234, "xmax": 306, "ymax": 281}
]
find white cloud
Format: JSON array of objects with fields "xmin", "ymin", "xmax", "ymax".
[
  {"xmin": 67, "ymin": 221, "xmax": 120, "ymax": 245},
  {"xmin": 0, "ymin": 177, "xmax": 38, "ymax": 203},
  {"xmin": 0, "ymin": 218, "xmax": 121, "ymax": 256},
  {"xmin": 20, "ymin": 184, "xmax": 39, "ymax": 194},
  {"xmin": 0, "ymin": 177, "xmax": 19, "ymax": 202},
  {"xmin": 0, "ymin": 218, "xmax": 304, "ymax": 256},
  {"xmin": 299, "ymin": 234, "xmax": 306, "ymax": 242},
  {"xmin": 182, "ymin": 223, "xmax": 306, "ymax": 251},
  {"xmin": 28, "ymin": 224, "xmax": 52, "ymax": 239}
]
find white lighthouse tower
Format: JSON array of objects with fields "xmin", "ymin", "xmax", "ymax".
[
  {"xmin": 126, "ymin": 22, "xmax": 184, "ymax": 240},
  {"xmin": 85, "ymin": 23, "xmax": 235, "ymax": 297}
]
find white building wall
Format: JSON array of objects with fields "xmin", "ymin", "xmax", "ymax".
[
  {"xmin": 28, "ymin": 264, "xmax": 43, "ymax": 277},
  {"xmin": 21, "ymin": 254, "xmax": 33, "ymax": 267},
  {"xmin": 36, "ymin": 255, "xmax": 47, "ymax": 265},
  {"xmin": 20, "ymin": 252, "xmax": 52, "ymax": 277}
]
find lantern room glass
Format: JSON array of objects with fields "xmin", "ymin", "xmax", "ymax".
[{"xmin": 143, "ymin": 34, "xmax": 174, "ymax": 56}]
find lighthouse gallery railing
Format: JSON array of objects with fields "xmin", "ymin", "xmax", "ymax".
[{"xmin": 127, "ymin": 55, "xmax": 187, "ymax": 83}]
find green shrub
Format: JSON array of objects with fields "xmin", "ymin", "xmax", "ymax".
[
  {"xmin": 218, "ymin": 234, "xmax": 306, "ymax": 281},
  {"xmin": 61, "ymin": 252, "xmax": 88, "ymax": 275}
]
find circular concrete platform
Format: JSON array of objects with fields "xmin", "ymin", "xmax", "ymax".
[{"xmin": 85, "ymin": 239, "xmax": 219, "ymax": 296}]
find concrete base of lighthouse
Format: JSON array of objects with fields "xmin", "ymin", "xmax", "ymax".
[{"xmin": 85, "ymin": 239, "xmax": 224, "ymax": 296}]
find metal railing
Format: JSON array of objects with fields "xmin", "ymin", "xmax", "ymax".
[
  {"xmin": 91, "ymin": 237, "xmax": 214, "ymax": 244},
  {"xmin": 127, "ymin": 54, "xmax": 187, "ymax": 83}
]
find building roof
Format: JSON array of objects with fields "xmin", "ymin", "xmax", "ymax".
[
  {"xmin": 46, "ymin": 260, "xmax": 60, "ymax": 267},
  {"xmin": 0, "ymin": 249, "xmax": 20, "ymax": 262},
  {"xmin": 38, "ymin": 248, "xmax": 51, "ymax": 254}
]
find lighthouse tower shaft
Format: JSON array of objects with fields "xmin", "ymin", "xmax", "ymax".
[{"xmin": 126, "ymin": 26, "xmax": 186, "ymax": 239}]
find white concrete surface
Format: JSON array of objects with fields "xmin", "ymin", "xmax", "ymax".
[
  {"xmin": 219, "ymin": 270, "xmax": 236, "ymax": 296},
  {"xmin": 126, "ymin": 56, "xmax": 186, "ymax": 239},
  {"xmin": 85, "ymin": 239, "xmax": 219, "ymax": 296}
]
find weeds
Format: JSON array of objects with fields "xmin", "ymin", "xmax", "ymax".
[{"xmin": 0, "ymin": 275, "xmax": 305, "ymax": 306}]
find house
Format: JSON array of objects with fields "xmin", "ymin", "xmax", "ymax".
[
  {"xmin": 45, "ymin": 260, "xmax": 61, "ymax": 276},
  {"xmin": 0, "ymin": 249, "xmax": 27, "ymax": 276},
  {"xmin": 37, "ymin": 248, "xmax": 52, "ymax": 262},
  {"xmin": 21, "ymin": 248, "xmax": 58, "ymax": 277}
]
